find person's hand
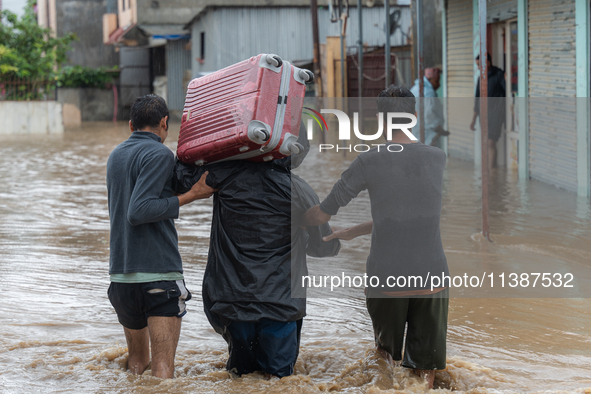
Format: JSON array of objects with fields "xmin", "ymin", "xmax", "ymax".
[
  {"xmin": 469, "ymin": 120, "xmax": 476, "ymax": 131},
  {"xmin": 190, "ymin": 172, "xmax": 217, "ymax": 199},
  {"xmin": 178, "ymin": 172, "xmax": 218, "ymax": 206},
  {"xmin": 304, "ymin": 205, "xmax": 332, "ymax": 226},
  {"xmin": 435, "ymin": 125, "xmax": 450, "ymax": 136},
  {"xmin": 323, "ymin": 227, "xmax": 355, "ymax": 242}
]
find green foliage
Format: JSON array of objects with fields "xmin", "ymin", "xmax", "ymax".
[
  {"xmin": 0, "ymin": 45, "xmax": 20, "ymax": 75},
  {"xmin": 58, "ymin": 65, "xmax": 120, "ymax": 89},
  {"xmin": 0, "ymin": 0, "xmax": 76, "ymax": 80}
]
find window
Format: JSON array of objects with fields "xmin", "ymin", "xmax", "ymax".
[
  {"xmin": 200, "ymin": 32, "xmax": 205, "ymax": 60},
  {"xmin": 122, "ymin": 0, "xmax": 126, "ymax": 11}
]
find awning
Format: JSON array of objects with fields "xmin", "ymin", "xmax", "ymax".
[
  {"xmin": 106, "ymin": 23, "xmax": 136, "ymax": 45},
  {"xmin": 138, "ymin": 24, "xmax": 190, "ymax": 40}
]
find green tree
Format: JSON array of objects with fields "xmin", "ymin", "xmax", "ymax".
[{"xmin": 0, "ymin": 0, "xmax": 76, "ymax": 79}]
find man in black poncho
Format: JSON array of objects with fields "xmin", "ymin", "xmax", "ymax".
[{"xmin": 173, "ymin": 126, "xmax": 340, "ymax": 378}]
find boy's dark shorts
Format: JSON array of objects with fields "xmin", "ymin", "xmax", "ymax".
[
  {"xmin": 108, "ymin": 280, "xmax": 191, "ymax": 330},
  {"xmin": 366, "ymin": 288, "xmax": 449, "ymax": 370}
]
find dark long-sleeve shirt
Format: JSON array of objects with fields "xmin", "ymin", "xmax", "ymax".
[
  {"xmin": 319, "ymin": 142, "xmax": 448, "ymax": 292},
  {"xmin": 106, "ymin": 131, "xmax": 182, "ymax": 275},
  {"xmin": 474, "ymin": 66, "xmax": 506, "ymax": 139}
]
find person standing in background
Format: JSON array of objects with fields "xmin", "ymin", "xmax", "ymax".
[
  {"xmin": 410, "ymin": 67, "xmax": 449, "ymax": 148},
  {"xmin": 470, "ymin": 53, "xmax": 506, "ymax": 168}
]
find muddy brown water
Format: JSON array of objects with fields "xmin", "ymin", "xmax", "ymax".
[{"xmin": 0, "ymin": 122, "xmax": 590, "ymax": 393}]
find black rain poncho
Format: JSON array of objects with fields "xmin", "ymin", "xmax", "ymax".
[{"xmin": 173, "ymin": 127, "xmax": 340, "ymax": 333}]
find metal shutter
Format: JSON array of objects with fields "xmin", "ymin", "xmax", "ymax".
[
  {"xmin": 528, "ymin": 0, "xmax": 577, "ymax": 191},
  {"xmin": 446, "ymin": 0, "xmax": 474, "ymax": 160},
  {"xmin": 167, "ymin": 39, "xmax": 192, "ymax": 111}
]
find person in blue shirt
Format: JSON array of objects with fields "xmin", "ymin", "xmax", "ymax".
[{"xmin": 409, "ymin": 67, "xmax": 448, "ymax": 147}]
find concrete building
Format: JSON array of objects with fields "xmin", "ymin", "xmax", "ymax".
[
  {"xmin": 187, "ymin": 3, "xmax": 411, "ymax": 72},
  {"xmin": 102, "ymin": 0, "xmax": 200, "ymax": 116},
  {"xmin": 37, "ymin": 0, "xmax": 118, "ymax": 68},
  {"xmin": 186, "ymin": 1, "xmax": 413, "ymax": 87},
  {"xmin": 441, "ymin": 0, "xmax": 590, "ymax": 196}
]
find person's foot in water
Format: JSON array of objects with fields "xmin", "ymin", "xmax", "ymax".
[{"xmin": 413, "ymin": 368, "xmax": 435, "ymax": 389}]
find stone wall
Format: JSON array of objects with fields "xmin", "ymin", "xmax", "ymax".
[
  {"xmin": 57, "ymin": 88, "xmax": 117, "ymax": 126},
  {"xmin": 0, "ymin": 102, "xmax": 64, "ymax": 135}
]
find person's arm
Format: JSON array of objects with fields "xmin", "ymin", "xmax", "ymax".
[
  {"xmin": 304, "ymin": 157, "xmax": 367, "ymax": 226},
  {"xmin": 292, "ymin": 175, "xmax": 341, "ymax": 257},
  {"xmin": 127, "ymin": 150, "xmax": 181, "ymax": 226},
  {"xmin": 322, "ymin": 221, "xmax": 373, "ymax": 242},
  {"xmin": 304, "ymin": 205, "xmax": 332, "ymax": 226},
  {"xmin": 306, "ymin": 221, "xmax": 341, "ymax": 257},
  {"xmin": 127, "ymin": 150, "xmax": 214, "ymax": 226},
  {"xmin": 177, "ymin": 172, "xmax": 215, "ymax": 207},
  {"xmin": 172, "ymin": 159, "xmax": 207, "ymax": 194},
  {"xmin": 470, "ymin": 78, "xmax": 480, "ymax": 131}
]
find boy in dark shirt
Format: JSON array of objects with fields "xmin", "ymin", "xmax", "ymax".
[{"xmin": 305, "ymin": 85, "xmax": 449, "ymax": 389}]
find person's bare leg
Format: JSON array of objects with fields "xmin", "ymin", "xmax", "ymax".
[
  {"xmin": 488, "ymin": 139, "xmax": 497, "ymax": 168},
  {"xmin": 147, "ymin": 316, "xmax": 182, "ymax": 378},
  {"xmin": 413, "ymin": 369, "xmax": 435, "ymax": 389},
  {"xmin": 123, "ymin": 326, "xmax": 150, "ymax": 375},
  {"xmin": 376, "ymin": 345, "xmax": 395, "ymax": 366}
]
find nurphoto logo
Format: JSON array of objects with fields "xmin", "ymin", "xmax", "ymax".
[{"xmin": 303, "ymin": 108, "xmax": 418, "ymax": 153}]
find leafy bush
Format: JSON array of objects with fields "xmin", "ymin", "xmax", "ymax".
[
  {"xmin": 58, "ymin": 65, "xmax": 120, "ymax": 89},
  {"xmin": 0, "ymin": 0, "xmax": 76, "ymax": 80}
]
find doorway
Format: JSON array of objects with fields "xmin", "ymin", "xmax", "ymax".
[{"xmin": 489, "ymin": 19, "xmax": 519, "ymax": 170}]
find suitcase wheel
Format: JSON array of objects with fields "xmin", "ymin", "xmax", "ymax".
[
  {"xmin": 252, "ymin": 128, "xmax": 270, "ymax": 142},
  {"xmin": 289, "ymin": 142, "xmax": 304, "ymax": 155},
  {"xmin": 248, "ymin": 120, "xmax": 272, "ymax": 144},
  {"xmin": 298, "ymin": 69, "xmax": 314, "ymax": 83},
  {"xmin": 264, "ymin": 54, "xmax": 283, "ymax": 68}
]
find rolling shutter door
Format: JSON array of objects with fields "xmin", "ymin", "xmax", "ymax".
[
  {"xmin": 167, "ymin": 39, "xmax": 192, "ymax": 111},
  {"xmin": 446, "ymin": 0, "xmax": 474, "ymax": 160},
  {"xmin": 528, "ymin": 0, "xmax": 577, "ymax": 191}
]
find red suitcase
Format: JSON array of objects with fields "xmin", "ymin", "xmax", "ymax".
[{"xmin": 177, "ymin": 54, "xmax": 313, "ymax": 165}]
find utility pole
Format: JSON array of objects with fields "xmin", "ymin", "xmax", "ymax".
[
  {"xmin": 357, "ymin": 0, "xmax": 363, "ymax": 127},
  {"xmin": 479, "ymin": 0, "xmax": 490, "ymax": 241},
  {"xmin": 357, "ymin": 0, "xmax": 364, "ymax": 98},
  {"xmin": 416, "ymin": 0, "xmax": 424, "ymax": 143},
  {"xmin": 385, "ymin": 0, "xmax": 391, "ymax": 87},
  {"xmin": 311, "ymin": 0, "xmax": 323, "ymax": 98},
  {"xmin": 311, "ymin": 0, "xmax": 325, "ymax": 143},
  {"xmin": 339, "ymin": 0, "xmax": 347, "ymax": 97}
]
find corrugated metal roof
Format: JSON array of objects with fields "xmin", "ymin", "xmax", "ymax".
[{"xmin": 189, "ymin": 6, "xmax": 411, "ymax": 72}]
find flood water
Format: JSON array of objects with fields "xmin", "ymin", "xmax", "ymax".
[{"xmin": 0, "ymin": 122, "xmax": 590, "ymax": 393}]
